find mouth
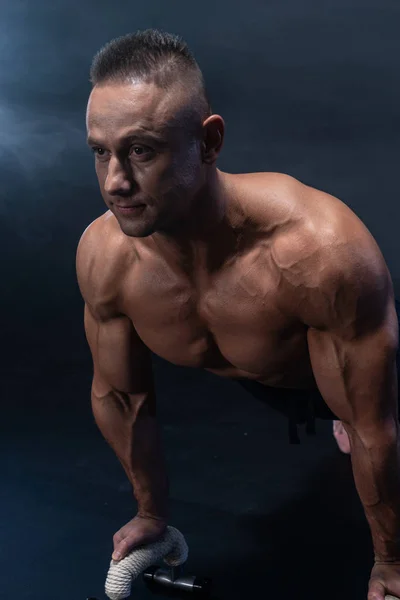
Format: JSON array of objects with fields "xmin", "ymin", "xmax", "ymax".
[{"xmin": 115, "ymin": 204, "xmax": 146, "ymax": 216}]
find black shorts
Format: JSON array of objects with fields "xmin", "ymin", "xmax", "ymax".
[{"xmin": 236, "ymin": 299, "xmax": 400, "ymax": 444}]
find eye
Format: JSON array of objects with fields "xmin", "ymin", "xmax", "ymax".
[
  {"xmin": 131, "ymin": 145, "xmax": 154, "ymax": 158},
  {"xmin": 92, "ymin": 146, "xmax": 107, "ymax": 157}
]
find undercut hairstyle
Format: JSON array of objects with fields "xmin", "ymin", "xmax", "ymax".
[{"xmin": 89, "ymin": 29, "xmax": 212, "ymax": 137}]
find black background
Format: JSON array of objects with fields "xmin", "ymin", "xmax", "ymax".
[
  {"xmin": 1, "ymin": 2, "xmax": 399, "ymax": 599},
  {"xmin": 1, "ymin": 0, "xmax": 399, "ymax": 372}
]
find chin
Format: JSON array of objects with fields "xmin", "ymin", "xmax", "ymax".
[{"xmin": 118, "ymin": 218, "xmax": 156, "ymax": 238}]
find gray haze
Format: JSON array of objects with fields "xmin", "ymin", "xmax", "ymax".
[{"xmin": 1, "ymin": 0, "xmax": 399, "ymax": 369}]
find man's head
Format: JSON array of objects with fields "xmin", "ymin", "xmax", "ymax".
[{"xmin": 86, "ymin": 29, "xmax": 224, "ymax": 238}]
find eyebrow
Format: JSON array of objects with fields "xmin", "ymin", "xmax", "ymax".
[{"xmin": 86, "ymin": 130, "xmax": 167, "ymax": 147}]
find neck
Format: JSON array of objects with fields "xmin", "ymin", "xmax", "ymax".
[
  {"xmin": 152, "ymin": 170, "xmax": 244, "ymax": 275},
  {"xmin": 154, "ymin": 169, "xmax": 230, "ymax": 250}
]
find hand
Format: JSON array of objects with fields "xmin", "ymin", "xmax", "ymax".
[
  {"xmin": 368, "ymin": 561, "xmax": 400, "ymax": 600},
  {"xmin": 112, "ymin": 514, "xmax": 168, "ymax": 562}
]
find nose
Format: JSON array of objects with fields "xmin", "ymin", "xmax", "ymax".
[{"xmin": 104, "ymin": 156, "xmax": 136, "ymax": 197}]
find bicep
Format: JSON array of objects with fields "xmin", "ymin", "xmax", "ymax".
[
  {"xmin": 84, "ymin": 304, "xmax": 154, "ymax": 398},
  {"xmin": 307, "ymin": 322, "xmax": 398, "ymax": 433}
]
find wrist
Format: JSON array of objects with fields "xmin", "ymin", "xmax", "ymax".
[
  {"xmin": 375, "ymin": 556, "xmax": 400, "ymax": 565},
  {"xmin": 370, "ymin": 529, "xmax": 400, "ymax": 563},
  {"xmin": 137, "ymin": 510, "xmax": 168, "ymax": 523},
  {"xmin": 374, "ymin": 544, "xmax": 400, "ymax": 564}
]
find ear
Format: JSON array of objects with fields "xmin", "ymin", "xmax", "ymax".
[{"xmin": 201, "ymin": 115, "xmax": 225, "ymax": 164}]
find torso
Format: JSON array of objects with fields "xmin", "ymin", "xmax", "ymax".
[
  {"xmin": 84, "ymin": 172, "xmax": 372, "ymax": 391},
  {"xmin": 119, "ymin": 228, "xmax": 316, "ymax": 389}
]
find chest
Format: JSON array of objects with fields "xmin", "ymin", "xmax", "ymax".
[{"xmin": 119, "ymin": 248, "xmax": 307, "ymax": 376}]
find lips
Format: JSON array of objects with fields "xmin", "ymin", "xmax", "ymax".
[
  {"xmin": 116, "ymin": 204, "xmax": 145, "ymax": 209},
  {"xmin": 115, "ymin": 204, "xmax": 146, "ymax": 216}
]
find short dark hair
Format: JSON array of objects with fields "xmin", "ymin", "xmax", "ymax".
[{"xmin": 89, "ymin": 29, "xmax": 211, "ymax": 134}]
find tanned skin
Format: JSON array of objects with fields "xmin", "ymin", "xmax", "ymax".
[{"xmin": 76, "ymin": 79, "xmax": 400, "ymax": 599}]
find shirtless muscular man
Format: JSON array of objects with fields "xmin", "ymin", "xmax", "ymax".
[{"xmin": 76, "ymin": 30, "xmax": 400, "ymax": 600}]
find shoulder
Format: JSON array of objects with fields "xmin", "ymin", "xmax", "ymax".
[
  {"xmin": 231, "ymin": 171, "xmax": 387, "ymax": 275},
  {"xmin": 228, "ymin": 171, "xmax": 341, "ymax": 237},
  {"xmin": 76, "ymin": 210, "xmax": 135, "ymax": 319},
  {"xmin": 229, "ymin": 171, "xmax": 305, "ymax": 220},
  {"xmin": 258, "ymin": 176, "xmax": 395, "ymax": 333}
]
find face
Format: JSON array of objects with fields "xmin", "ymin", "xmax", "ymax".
[{"xmin": 86, "ymin": 81, "xmax": 207, "ymax": 237}]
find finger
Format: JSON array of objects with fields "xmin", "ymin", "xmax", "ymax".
[
  {"xmin": 112, "ymin": 533, "xmax": 123, "ymax": 552},
  {"xmin": 368, "ymin": 580, "xmax": 386, "ymax": 600},
  {"xmin": 112, "ymin": 538, "xmax": 130, "ymax": 561},
  {"xmin": 112, "ymin": 534, "xmax": 147, "ymax": 561}
]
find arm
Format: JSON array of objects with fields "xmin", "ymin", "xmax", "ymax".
[
  {"xmin": 307, "ymin": 303, "xmax": 399, "ymax": 562},
  {"xmin": 295, "ymin": 238, "xmax": 400, "ymax": 562},
  {"xmin": 84, "ymin": 304, "xmax": 169, "ymax": 521},
  {"xmin": 75, "ymin": 220, "xmax": 169, "ymax": 523}
]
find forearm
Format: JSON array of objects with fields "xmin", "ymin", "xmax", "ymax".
[
  {"xmin": 348, "ymin": 421, "xmax": 400, "ymax": 561},
  {"xmin": 91, "ymin": 388, "xmax": 169, "ymax": 520}
]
